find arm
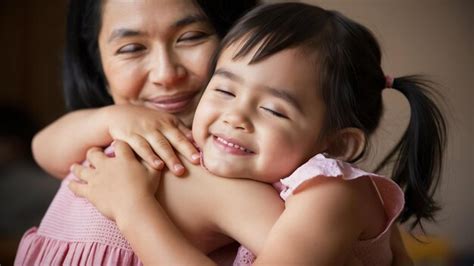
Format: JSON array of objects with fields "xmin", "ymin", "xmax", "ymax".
[
  {"xmin": 69, "ymin": 141, "xmax": 216, "ymax": 265},
  {"xmin": 254, "ymin": 177, "xmax": 363, "ymax": 265},
  {"xmin": 32, "ymin": 107, "xmax": 110, "ymax": 178},
  {"xmin": 117, "ymin": 194, "xmax": 215, "ymax": 265},
  {"xmin": 33, "ymin": 105, "xmax": 199, "ymax": 178}
]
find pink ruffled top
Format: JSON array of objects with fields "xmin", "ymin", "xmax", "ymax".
[
  {"xmin": 233, "ymin": 154, "xmax": 405, "ymax": 266},
  {"xmin": 14, "ymin": 171, "xmax": 142, "ymax": 266}
]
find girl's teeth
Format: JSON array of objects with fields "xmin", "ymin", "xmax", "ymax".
[{"xmin": 217, "ymin": 137, "xmax": 249, "ymax": 152}]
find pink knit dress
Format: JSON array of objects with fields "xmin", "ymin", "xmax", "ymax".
[
  {"xmin": 233, "ymin": 154, "xmax": 405, "ymax": 265},
  {"xmin": 14, "ymin": 170, "xmax": 142, "ymax": 266}
]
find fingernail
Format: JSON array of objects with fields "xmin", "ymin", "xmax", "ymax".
[
  {"xmin": 174, "ymin": 164, "xmax": 184, "ymax": 173},
  {"xmin": 69, "ymin": 164, "xmax": 75, "ymax": 172},
  {"xmin": 191, "ymin": 153, "xmax": 200, "ymax": 161},
  {"xmin": 154, "ymin": 160, "xmax": 164, "ymax": 169}
]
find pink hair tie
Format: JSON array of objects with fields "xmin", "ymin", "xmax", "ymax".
[{"xmin": 385, "ymin": 75, "xmax": 394, "ymax": 88}]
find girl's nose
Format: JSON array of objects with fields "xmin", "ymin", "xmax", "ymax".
[
  {"xmin": 149, "ymin": 48, "xmax": 186, "ymax": 87},
  {"xmin": 223, "ymin": 109, "xmax": 254, "ymax": 132}
]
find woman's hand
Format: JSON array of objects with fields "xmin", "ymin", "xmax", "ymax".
[
  {"xmin": 104, "ymin": 104, "xmax": 200, "ymax": 176},
  {"xmin": 68, "ymin": 140, "xmax": 161, "ymax": 222}
]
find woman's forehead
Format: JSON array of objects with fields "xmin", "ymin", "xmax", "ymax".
[{"xmin": 100, "ymin": 0, "xmax": 207, "ymax": 30}]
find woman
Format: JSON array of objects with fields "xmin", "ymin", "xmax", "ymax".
[{"xmin": 16, "ymin": 0, "xmax": 258, "ymax": 265}]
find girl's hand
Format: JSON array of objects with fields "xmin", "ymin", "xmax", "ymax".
[
  {"xmin": 68, "ymin": 140, "xmax": 161, "ymax": 222},
  {"xmin": 104, "ymin": 104, "xmax": 200, "ymax": 176}
]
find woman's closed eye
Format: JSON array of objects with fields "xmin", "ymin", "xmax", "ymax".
[
  {"xmin": 178, "ymin": 31, "xmax": 211, "ymax": 44},
  {"xmin": 260, "ymin": 107, "xmax": 289, "ymax": 119},
  {"xmin": 116, "ymin": 43, "xmax": 146, "ymax": 54}
]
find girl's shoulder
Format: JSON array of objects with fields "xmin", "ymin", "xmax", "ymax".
[
  {"xmin": 279, "ymin": 154, "xmax": 403, "ymax": 203},
  {"xmin": 279, "ymin": 154, "xmax": 405, "ymax": 239}
]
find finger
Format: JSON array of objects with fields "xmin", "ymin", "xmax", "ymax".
[
  {"xmin": 120, "ymin": 136, "xmax": 164, "ymax": 169},
  {"xmin": 86, "ymin": 147, "xmax": 108, "ymax": 167},
  {"xmin": 141, "ymin": 160, "xmax": 162, "ymax": 176},
  {"xmin": 160, "ymin": 126, "xmax": 200, "ymax": 164},
  {"xmin": 146, "ymin": 131, "xmax": 185, "ymax": 176},
  {"xmin": 112, "ymin": 139, "xmax": 135, "ymax": 158},
  {"xmin": 177, "ymin": 123, "xmax": 194, "ymax": 141},
  {"xmin": 68, "ymin": 180, "xmax": 88, "ymax": 198},
  {"xmin": 71, "ymin": 163, "xmax": 94, "ymax": 183}
]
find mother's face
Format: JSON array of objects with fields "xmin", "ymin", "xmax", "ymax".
[{"xmin": 98, "ymin": 0, "xmax": 219, "ymax": 126}]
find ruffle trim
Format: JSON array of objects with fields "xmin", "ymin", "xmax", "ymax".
[
  {"xmin": 15, "ymin": 227, "xmax": 142, "ymax": 266},
  {"xmin": 279, "ymin": 154, "xmax": 404, "ymax": 242}
]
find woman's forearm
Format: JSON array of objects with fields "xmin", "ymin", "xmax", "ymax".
[
  {"xmin": 32, "ymin": 107, "xmax": 111, "ymax": 178},
  {"xmin": 116, "ymin": 195, "xmax": 215, "ymax": 266}
]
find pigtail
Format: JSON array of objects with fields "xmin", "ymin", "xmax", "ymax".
[{"xmin": 376, "ymin": 75, "xmax": 447, "ymax": 230}]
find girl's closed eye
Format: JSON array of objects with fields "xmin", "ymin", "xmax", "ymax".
[
  {"xmin": 260, "ymin": 106, "xmax": 289, "ymax": 119},
  {"xmin": 214, "ymin": 88, "xmax": 235, "ymax": 98},
  {"xmin": 116, "ymin": 43, "xmax": 146, "ymax": 55}
]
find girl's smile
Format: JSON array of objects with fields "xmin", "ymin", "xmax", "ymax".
[{"xmin": 212, "ymin": 135, "xmax": 255, "ymax": 155}]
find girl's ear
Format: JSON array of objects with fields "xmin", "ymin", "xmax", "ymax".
[{"xmin": 325, "ymin": 128, "xmax": 366, "ymax": 162}]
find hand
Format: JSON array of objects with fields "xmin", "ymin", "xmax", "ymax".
[
  {"xmin": 68, "ymin": 140, "xmax": 162, "ymax": 222},
  {"xmin": 104, "ymin": 104, "xmax": 200, "ymax": 176}
]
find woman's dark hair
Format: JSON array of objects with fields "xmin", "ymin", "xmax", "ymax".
[
  {"xmin": 63, "ymin": 0, "xmax": 259, "ymax": 110},
  {"xmin": 213, "ymin": 3, "xmax": 447, "ymax": 230}
]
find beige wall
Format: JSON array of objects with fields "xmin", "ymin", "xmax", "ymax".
[{"xmin": 266, "ymin": 0, "xmax": 474, "ymax": 253}]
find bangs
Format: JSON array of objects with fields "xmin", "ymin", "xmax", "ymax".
[{"xmin": 218, "ymin": 3, "xmax": 332, "ymax": 64}]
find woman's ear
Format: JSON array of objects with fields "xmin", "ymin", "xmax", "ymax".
[{"xmin": 325, "ymin": 128, "xmax": 366, "ymax": 162}]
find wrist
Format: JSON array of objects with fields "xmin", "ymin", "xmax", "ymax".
[{"xmin": 115, "ymin": 194, "xmax": 158, "ymax": 231}]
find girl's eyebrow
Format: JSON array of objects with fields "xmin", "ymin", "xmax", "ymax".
[{"xmin": 214, "ymin": 68, "xmax": 303, "ymax": 113}]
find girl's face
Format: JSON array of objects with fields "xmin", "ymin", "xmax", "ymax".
[
  {"xmin": 98, "ymin": 0, "xmax": 219, "ymax": 126},
  {"xmin": 193, "ymin": 44, "xmax": 328, "ymax": 183}
]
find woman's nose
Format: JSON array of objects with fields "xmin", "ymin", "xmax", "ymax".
[{"xmin": 149, "ymin": 48, "xmax": 186, "ymax": 87}]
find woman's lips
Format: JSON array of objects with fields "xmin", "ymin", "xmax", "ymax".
[{"xmin": 146, "ymin": 91, "xmax": 199, "ymax": 113}]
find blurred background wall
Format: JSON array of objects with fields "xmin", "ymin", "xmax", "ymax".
[{"xmin": 1, "ymin": 0, "xmax": 472, "ymax": 265}]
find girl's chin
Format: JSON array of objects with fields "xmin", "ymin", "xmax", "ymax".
[{"xmin": 202, "ymin": 157, "xmax": 244, "ymax": 178}]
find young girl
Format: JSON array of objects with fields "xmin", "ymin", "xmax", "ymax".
[{"xmin": 64, "ymin": 3, "xmax": 445, "ymax": 265}]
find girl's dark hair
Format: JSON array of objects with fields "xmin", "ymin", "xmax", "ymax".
[
  {"xmin": 63, "ymin": 0, "xmax": 259, "ymax": 110},
  {"xmin": 214, "ymin": 3, "xmax": 447, "ymax": 229}
]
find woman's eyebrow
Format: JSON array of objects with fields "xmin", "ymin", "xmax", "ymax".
[
  {"xmin": 107, "ymin": 14, "xmax": 209, "ymax": 43},
  {"xmin": 173, "ymin": 14, "xmax": 209, "ymax": 28},
  {"xmin": 108, "ymin": 29, "xmax": 141, "ymax": 43}
]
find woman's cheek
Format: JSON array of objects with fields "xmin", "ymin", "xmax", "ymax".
[
  {"xmin": 185, "ymin": 42, "xmax": 218, "ymax": 77},
  {"xmin": 108, "ymin": 64, "xmax": 145, "ymax": 102}
]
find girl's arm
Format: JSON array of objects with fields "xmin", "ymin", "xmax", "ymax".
[
  {"xmin": 33, "ymin": 105, "xmax": 199, "ymax": 178},
  {"xmin": 117, "ymin": 196, "xmax": 215, "ymax": 265},
  {"xmin": 69, "ymin": 140, "xmax": 216, "ymax": 265},
  {"xmin": 254, "ymin": 177, "xmax": 363, "ymax": 265}
]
